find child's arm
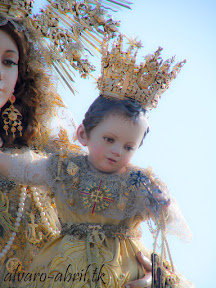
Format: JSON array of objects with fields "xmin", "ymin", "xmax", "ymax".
[{"xmin": 0, "ymin": 150, "xmax": 49, "ymax": 186}]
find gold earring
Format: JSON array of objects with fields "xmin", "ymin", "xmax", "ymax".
[{"xmin": 2, "ymin": 95, "xmax": 23, "ymax": 138}]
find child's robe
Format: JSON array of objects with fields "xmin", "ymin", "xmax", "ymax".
[{"xmin": 6, "ymin": 150, "xmax": 192, "ymax": 288}]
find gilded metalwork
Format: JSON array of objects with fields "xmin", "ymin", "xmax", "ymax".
[
  {"xmin": 0, "ymin": 0, "xmax": 132, "ymax": 93},
  {"xmin": 98, "ymin": 34, "xmax": 186, "ymax": 110},
  {"xmin": 25, "ymin": 212, "xmax": 43, "ymax": 244},
  {"xmin": 6, "ymin": 257, "xmax": 22, "ymax": 274},
  {"xmin": 2, "ymin": 98, "xmax": 23, "ymax": 138}
]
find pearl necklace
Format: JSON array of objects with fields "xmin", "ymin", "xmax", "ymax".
[
  {"xmin": 0, "ymin": 186, "xmax": 27, "ymax": 259},
  {"xmin": 30, "ymin": 187, "xmax": 60, "ymax": 236},
  {"xmin": 0, "ymin": 186, "xmax": 60, "ymax": 260}
]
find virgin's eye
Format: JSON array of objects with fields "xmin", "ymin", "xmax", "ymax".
[
  {"xmin": 103, "ymin": 137, "xmax": 114, "ymax": 143},
  {"xmin": 3, "ymin": 59, "xmax": 18, "ymax": 67}
]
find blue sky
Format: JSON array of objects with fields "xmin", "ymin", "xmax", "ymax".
[{"xmin": 33, "ymin": 1, "xmax": 216, "ymax": 287}]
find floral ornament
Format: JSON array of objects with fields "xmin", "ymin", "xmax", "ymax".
[{"xmin": 129, "ymin": 170, "xmax": 150, "ymax": 188}]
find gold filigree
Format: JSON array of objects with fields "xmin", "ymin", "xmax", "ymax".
[
  {"xmin": 117, "ymin": 194, "xmax": 126, "ymax": 211},
  {"xmin": 66, "ymin": 198, "xmax": 75, "ymax": 207},
  {"xmin": 0, "ymin": 0, "xmax": 34, "ymax": 17},
  {"xmin": 52, "ymin": 128, "xmax": 81, "ymax": 153},
  {"xmin": 0, "ymin": 191, "xmax": 17, "ymax": 233},
  {"xmin": 98, "ymin": 34, "xmax": 186, "ymax": 110},
  {"xmin": 6, "ymin": 257, "xmax": 22, "ymax": 274},
  {"xmin": 0, "ymin": 1, "xmax": 132, "ymax": 93},
  {"xmin": 25, "ymin": 212, "xmax": 42, "ymax": 244},
  {"xmin": 30, "ymin": 236, "xmax": 126, "ymax": 287},
  {"xmin": 2, "ymin": 96, "xmax": 23, "ymax": 138},
  {"xmin": 67, "ymin": 161, "xmax": 79, "ymax": 176}
]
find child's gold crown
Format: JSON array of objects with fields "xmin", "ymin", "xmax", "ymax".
[
  {"xmin": 0, "ymin": 0, "xmax": 34, "ymax": 17},
  {"xmin": 98, "ymin": 34, "xmax": 186, "ymax": 110}
]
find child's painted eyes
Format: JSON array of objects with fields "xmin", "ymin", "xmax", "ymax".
[
  {"xmin": 125, "ymin": 146, "xmax": 133, "ymax": 151},
  {"xmin": 104, "ymin": 137, "xmax": 133, "ymax": 151},
  {"xmin": 3, "ymin": 59, "xmax": 18, "ymax": 67},
  {"xmin": 103, "ymin": 137, "xmax": 114, "ymax": 143}
]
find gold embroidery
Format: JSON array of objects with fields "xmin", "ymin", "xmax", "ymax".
[
  {"xmin": 67, "ymin": 161, "xmax": 79, "ymax": 176},
  {"xmin": 0, "ymin": 191, "xmax": 17, "ymax": 233},
  {"xmin": 66, "ymin": 199, "xmax": 75, "ymax": 207},
  {"xmin": 25, "ymin": 212, "xmax": 42, "ymax": 244},
  {"xmin": 80, "ymin": 180, "xmax": 114, "ymax": 214},
  {"xmin": 6, "ymin": 257, "xmax": 22, "ymax": 273}
]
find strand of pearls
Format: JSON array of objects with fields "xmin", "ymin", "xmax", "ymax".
[
  {"xmin": 30, "ymin": 187, "xmax": 60, "ymax": 236},
  {"xmin": 0, "ymin": 186, "xmax": 60, "ymax": 260},
  {"xmin": 0, "ymin": 186, "xmax": 27, "ymax": 260}
]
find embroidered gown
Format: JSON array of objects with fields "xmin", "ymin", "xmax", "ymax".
[
  {"xmin": 0, "ymin": 106, "xmax": 79, "ymax": 288},
  {"xmin": 0, "ymin": 148, "xmax": 61, "ymax": 288},
  {"xmin": 5, "ymin": 150, "xmax": 192, "ymax": 288}
]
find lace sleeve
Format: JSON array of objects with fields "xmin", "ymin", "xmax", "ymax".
[
  {"xmin": 8, "ymin": 150, "xmax": 49, "ymax": 186},
  {"xmin": 166, "ymin": 195, "xmax": 192, "ymax": 241},
  {"xmin": 151, "ymin": 172, "xmax": 192, "ymax": 242},
  {"xmin": 135, "ymin": 167, "xmax": 192, "ymax": 241}
]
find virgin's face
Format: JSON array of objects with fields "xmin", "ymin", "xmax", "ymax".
[{"xmin": 0, "ymin": 29, "xmax": 19, "ymax": 109}]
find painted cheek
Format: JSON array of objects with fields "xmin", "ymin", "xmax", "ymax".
[
  {"xmin": 7, "ymin": 69, "xmax": 18, "ymax": 95},
  {"xmin": 122, "ymin": 153, "xmax": 133, "ymax": 165},
  {"xmin": 91, "ymin": 143, "xmax": 104, "ymax": 158},
  {"xmin": 96, "ymin": 146, "xmax": 106, "ymax": 158}
]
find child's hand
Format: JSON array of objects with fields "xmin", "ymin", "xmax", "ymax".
[
  {"xmin": 124, "ymin": 252, "xmax": 152, "ymax": 288},
  {"xmin": 153, "ymin": 190, "xmax": 171, "ymax": 210}
]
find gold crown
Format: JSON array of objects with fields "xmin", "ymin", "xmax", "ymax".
[
  {"xmin": 0, "ymin": 0, "xmax": 34, "ymax": 17},
  {"xmin": 97, "ymin": 34, "xmax": 186, "ymax": 110}
]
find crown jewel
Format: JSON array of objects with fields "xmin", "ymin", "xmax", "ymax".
[{"xmin": 98, "ymin": 34, "xmax": 186, "ymax": 110}]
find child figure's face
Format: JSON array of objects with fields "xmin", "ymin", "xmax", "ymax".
[{"xmin": 77, "ymin": 113, "xmax": 149, "ymax": 174}]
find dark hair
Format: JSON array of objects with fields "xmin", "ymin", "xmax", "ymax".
[
  {"xmin": 0, "ymin": 18, "xmax": 54, "ymax": 148},
  {"xmin": 83, "ymin": 95, "xmax": 150, "ymax": 146}
]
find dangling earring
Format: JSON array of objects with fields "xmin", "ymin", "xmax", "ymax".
[{"xmin": 2, "ymin": 95, "xmax": 23, "ymax": 138}]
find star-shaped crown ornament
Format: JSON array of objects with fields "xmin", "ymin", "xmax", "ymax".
[{"xmin": 97, "ymin": 34, "xmax": 186, "ymax": 110}]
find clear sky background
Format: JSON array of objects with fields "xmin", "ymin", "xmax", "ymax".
[{"xmin": 33, "ymin": 1, "xmax": 216, "ymax": 287}]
